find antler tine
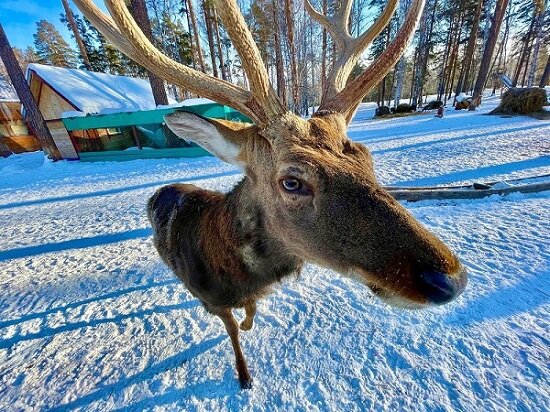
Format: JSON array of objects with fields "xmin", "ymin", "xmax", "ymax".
[
  {"xmin": 305, "ymin": 0, "xmax": 398, "ymax": 105},
  {"xmin": 354, "ymin": 0, "xmax": 399, "ymax": 58},
  {"xmin": 212, "ymin": 0, "xmax": 287, "ymax": 121},
  {"xmin": 336, "ymin": 0, "xmax": 355, "ymax": 31},
  {"xmin": 304, "ymin": 0, "xmax": 351, "ymax": 49},
  {"xmin": 324, "ymin": 0, "xmax": 426, "ymax": 122},
  {"xmin": 73, "ymin": 0, "xmax": 272, "ymax": 124}
]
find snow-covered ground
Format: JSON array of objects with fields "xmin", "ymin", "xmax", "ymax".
[{"xmin": 1, "ymin": 96, "xmax": 549, "ymax": 411}]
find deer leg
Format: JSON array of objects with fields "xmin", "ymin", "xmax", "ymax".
[
  {"xmin": 216, "ymin": 308, "xmax": 252, "ymax": 389},
  {"xmin": 240, "ymin": 301, "xmax": 256, "ymax": 331}
]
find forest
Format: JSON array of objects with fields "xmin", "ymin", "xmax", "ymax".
[{"xmin": 1, "ymin": 0, "xmax": 549, "ymax": 114}]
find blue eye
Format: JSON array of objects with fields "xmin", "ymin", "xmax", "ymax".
[{"xmin": 281, "ymin": 178, "xmax": 302, "ymax": 192}]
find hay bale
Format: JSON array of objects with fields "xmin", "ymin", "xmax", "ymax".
[{"xmin": 490, "ymin": 87, "xmax": 548, "ymax": 115}]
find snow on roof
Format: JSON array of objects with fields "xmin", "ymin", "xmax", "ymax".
[{"xmin": 26, "ymin": 63, "xmax": 176, "ymax": 115}]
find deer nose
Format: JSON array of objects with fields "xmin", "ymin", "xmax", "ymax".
[{"xmin": 419, "ymin": 268, "xmax": 468, "ymax": 305}]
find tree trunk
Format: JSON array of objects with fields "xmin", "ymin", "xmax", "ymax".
[
  {"xmin": 539, "ymin": 55, "xmax": 550, "ymax": 87},
  {"xmin": 203, "ymin": 1, "xmax": 219, "ymax": 78},
  {"xmin": 393, "ymin": 0, "xmax": 410, "ymax": 106},
  {"xmin": 443, "ymin": 15, "xmax": 464, "ymax": 103},
  {"xmin": 469, "ymin": 0, "xmax": 509, "ymax": 110},
  {"xmin": 284, "ymin": 0, "xmax": 299, "ymax": 114},
  {"xmin": 512, "ymin": 16, "xmax": 535, "ymax": 87},
  {"xmin": 212, "ymin": 10, "xmax": 228, "ymax": 80},
  {"xmin": 0, "ymin": 24, "xmax": 61, "ymax": 160},
  {"xmin": 186, "ymin": 0, "xmax": 206, "ymax": 73},
  {"xmin": 520, "ymin": 40, "xmax": 534, "ymax": 86},
  {"xmin": 61, "ymin": 0, "xmax": 91, "ymax": 70},
  {"xmin": 412, "ymin": 0, "xmax": 436, "ymax": 106},
  {"xmin": 272, "ymin": 0, "xmax": 286, "ymax": 103},
  {"xmin": 526, "ymin": 10, "xmax": 544, "ymax": 87},
  {"xmin": 437, "ymin": 11, "xmax": 456, "ymax": 101},
  {"xmin": 454, "ymin": 0, "xmax": 483, "ymax": 98},
  {"xmin": 129, "ymin": 0, "xmax": 169, "ymax": 105}
]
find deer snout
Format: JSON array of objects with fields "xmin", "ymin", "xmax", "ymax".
[{"xmin": 417, "ymin": 267, "xmax": 468, "ymax": 305}]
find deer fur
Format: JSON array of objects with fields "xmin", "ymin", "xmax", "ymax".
[
  {"xmin": 147, "ymin": 112, "xmax": 467, "ymax": 388},
  {"xmin": 76, "ymin": 0, "xmax": 467, "ymax": 390}
]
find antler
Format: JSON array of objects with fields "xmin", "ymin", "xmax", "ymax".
[
  {"xmin": 306, "ymin": 0, "xmax": 425, "ymax": 122},
  {"xmin": 73, "ymin": 0, "xmax": 285, "ymax": 125}
]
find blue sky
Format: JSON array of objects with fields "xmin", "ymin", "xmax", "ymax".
[{"xmin": 0, "ymin": 0, "xmax": 108, "ymax": 51}]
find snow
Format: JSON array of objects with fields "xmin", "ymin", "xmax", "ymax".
[
  {"xmin": 156, "ymin": 97, "xmax": 216, "ymax": 109},
  {"xmin": 0, "ymin": 76, "xmax": 17, "ymax": 100},
  {"xmin": 26, "ymin": 64, "xmax": 176, "ymax": 115},
  {"xmin": 0, "ymin": 95, "xmax": 549, "ymax": 411}
]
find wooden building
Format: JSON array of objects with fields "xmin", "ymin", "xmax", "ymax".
[
  {"xmin": 0, "ymin": 100, "xmax": 40, "ymax": 154},
  {"xmin": 11, "ymin": 64, "xmax": 247, "ymax": 161},
  {"xmin": 26, "ymin": 63, "xmax": 168, "ymax": 160}
]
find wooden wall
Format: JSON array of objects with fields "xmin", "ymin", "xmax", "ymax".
[
  {"xmin": 0, "ymin": 101, "xmax": 41, "ymax": 153},
  {"xmin": 28, "ymin": 72, "xmax": 80, "ymax": 159},
  {"xmin": 36, "ymin": 82, "xmax": 75, "ymax": 121},
  {"xmin": 47, "ymin": 120, "xmax": 79, "ymax": 159}
]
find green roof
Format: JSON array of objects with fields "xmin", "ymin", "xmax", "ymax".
[{"xmin": 62, "ymin": 103, "xmax": 250, "ymax": 131}]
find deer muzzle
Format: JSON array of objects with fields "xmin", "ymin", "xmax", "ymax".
[{"xmin": 417, "ymin": 267, "xmax": 468, "ymax": 305}]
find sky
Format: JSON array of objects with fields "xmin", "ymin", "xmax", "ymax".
[{"xmin": 0, "ymin": 0, "xmax": 108, "ymax": 51}]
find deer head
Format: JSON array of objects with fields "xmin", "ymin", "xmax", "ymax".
[{"xmin": 75, "ymin": 0, "xmax": 467, "ymax": 308}]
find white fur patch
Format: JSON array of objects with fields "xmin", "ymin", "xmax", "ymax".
[{"xmin": 164, "ymin": 112, "xmax": 246, "ymax": 169}]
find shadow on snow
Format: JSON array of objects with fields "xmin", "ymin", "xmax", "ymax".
[
  {"xmin": 48, "ymin": 335, "xmax": 227, "ymax": 412},
  {"xmin": 0, "ymin": 228, "xmax": 153, "ymax": 262},
  {"xmin": 0, "ymin": 170, "xmax": 241, "ymax": 211}
]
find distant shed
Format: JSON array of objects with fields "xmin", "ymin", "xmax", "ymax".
[{"xmin": 26, "ymin": 64, "xmax": 173, "ymax": 160}]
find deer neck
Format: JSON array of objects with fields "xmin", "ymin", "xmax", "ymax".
[{"xmin": 211, "ymin": 178, "xmax": 303, "ymax": 285}]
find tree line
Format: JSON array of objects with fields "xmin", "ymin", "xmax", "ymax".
[{"xmin": 1, "ymin": 0, "xmax": 549, "ymax": 113}]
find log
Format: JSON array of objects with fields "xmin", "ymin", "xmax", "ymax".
[{"xmin": 387, "ymin": 181, "xmax": 550, "ymax": 202}]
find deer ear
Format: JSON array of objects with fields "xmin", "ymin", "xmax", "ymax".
[{"xmin": 164, "ymin": 111, "xmax": 253, "ymax": 168}]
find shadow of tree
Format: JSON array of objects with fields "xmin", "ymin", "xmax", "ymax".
[
  {"xmin": 370, "ymin": 124, "xmax": 547, "ymax": 155},
  {"xmin": 391, "ymin": 155, "xmax": 550, "ymax": 187},
  {"xmin": 0, "ymin": 279, "xmax": 178, "ymax": 329},
  {"xmin": 445, "ymin": 270, "xmax": 550, "ymax": 326},
  {"xmin": 110, "ymin": 368, "xmax": 241, "ymax": 412},
  {"xmin": 48, "ymin": 335, "xmax": 226, "ymax": 412},
  {"xmin": 0, "ymin": 300, "xmax": 200, "ymax": 350},
  {"xmin": 0, "ymin": 170, "xmax": 241, "ymax": 211},
  {"xmin": 0, "ymin": 228, "xmax": 153, "ymax": 261}
]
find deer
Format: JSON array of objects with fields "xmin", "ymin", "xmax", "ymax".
[{"xmin": 75, "ymin": 0, "xmax": 468, "ymax": 389}]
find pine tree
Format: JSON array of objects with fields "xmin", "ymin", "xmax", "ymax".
[
  {"xmin": 61, "ymin": 0, "xmax": 91, "ymax": 70},
  {"xmin": 470, "ymin": 0, "xmax": 509, "ymax": 109},
  {"xmin": 129, "ymin": 0, "xmax": 169, "ymax": 105},
  {"xmin": 33, "ymin": 19, "xmax": 77, "ymax": 67}
]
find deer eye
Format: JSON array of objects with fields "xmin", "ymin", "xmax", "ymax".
[{"xmin": 281, "ymin": 178, "xmax": 302, "ymax": 192}]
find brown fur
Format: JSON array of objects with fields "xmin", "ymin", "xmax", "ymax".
[{"xmin": 150, "ymin": 111, "xmax": 467, "ymax": 388}]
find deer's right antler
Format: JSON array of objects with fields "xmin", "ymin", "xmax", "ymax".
[
  {"xmin": 73, "ymin": 0, "xmax": 285, "ymax": 125},
  {"xmin": 304, "ymin": 0, "xmax": 398, "ymax": 102},
  {"xmin": 306, "ymin": 0, "xmax": 425, "ymax": 123}
]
